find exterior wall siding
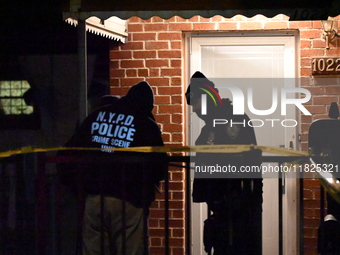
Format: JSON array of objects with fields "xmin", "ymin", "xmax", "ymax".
[{"xmin": 109, "ymin": 15, "xmax": 340, "ymax": 255}]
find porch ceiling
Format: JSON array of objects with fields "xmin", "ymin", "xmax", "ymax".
[{"xmin": 62, "ymin": 0, "xmax": 339, "ymax": 21}]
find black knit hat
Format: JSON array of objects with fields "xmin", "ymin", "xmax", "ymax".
[
  {"xmin": 125, "ymin": 81, "xmax": 154, "ymax": 113},
  {"xmin": 185, "ymin": 71, "xmax": 219, "ymax": 105}
]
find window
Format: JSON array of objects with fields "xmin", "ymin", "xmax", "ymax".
[
  {"xmin": 0, "ymin": 80, "xmax": 40, "ymax": 129},
  {"xmin": 0, "ymin": 80, "xmax": 34, "ymax": 115}
]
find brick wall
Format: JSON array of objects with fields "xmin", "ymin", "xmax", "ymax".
[
  {"xmin": 295, "ymin": 18, "xmax": 340, "ymax": 255},
  {"xmin": 109, "ymin": 15, "xmax": 340, "ymax": 255}
]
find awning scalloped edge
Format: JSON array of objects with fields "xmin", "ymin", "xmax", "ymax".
[
  {"xmin": 63, "ymin": 8, "xmax": 338, "ymax": 21},
  {"xmin": 65, "ymin": 16, "xmax": 128, "ymax": 43}
]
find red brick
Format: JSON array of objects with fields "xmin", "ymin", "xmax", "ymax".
[
  {"xmin": 128, "ymin": 16, "xmax": 141, "ymax": 23},
  {"xmin": 290, "ymin": 21, "xmax": 312, "ymax": 28},
  {"xmin": 313, "ymin": 96, "xmax": 338, "ymax": 105},
  {"xmin": 158, "ymin": 32, "xmax": 182, "ymax": 40},
  {"xmin": 158, "ymin": 50, "xmax": 182, "ymax": 58},
  {"xmin": 169, "ymin": 23, "xmax": 193, "ymax": 31},
  {"xmin": 211, "ymin": 15, "xmax": 223, "ymax": 22},
  {"xmin": 110, "ymin": 50, "xmax": 132, "ymax": 59},
  {"xmin": 149, "ymin": 209, "xmax": 165, "ymax": 219},
  {"xmin": 169, "ymin": 238, "xmax": 184, "ymax": 247},
  {"xmin": 163, "ymin": 124, "xmax": 182, "ymax": 132},
  {"xmin": 158, "ymin": 105, "xmax": 182, "ymax": 114},
  {"xmin": 301, "ymin": 67, "xmax": 312, "ymax": 76},
  {"xmin": 120, "ymin": 41, "xmax": 144, "ymax": 50},
  {"xmin": 239, "ymin": 22, "xmax": 263, "ymax": 30},
  {"xmin": 150, "ymin": 69, "xmax": 160, "ymax": 77},
  {"xmin": 170, "ymin": 60, "xmax": 181, "ymax": 68},
  {"xmin": 171, "ymin": 114, "xmax": 182, "ymax": 123},
  {"xmin": 146, "ymin": 77, "xmax": 170, "ymax": 86},
  {"xmin": 172, "ymin": 133, "xmax": 184, "ymax": 142},
  {"xmin": 167, "ymin": 181, "xmax": 184, "ymax": 191},
  {"xmin": 188, "ymin": 15, "xmax": 199, "ymax": 22},
  {"xmin": 312, "ymin": 39, "xmax": 327, "ymax": 48},
  {"xmin": 171, "ymin": 77, "xmax": 182, "ymax": 86},
  {"xmin": 304, "ymin": 227, "xmax": 317, "ymax": 237},
  {"xmin": 305, "ymin": 105, "xmax": 326, "ymax": 114},
  {"xmin": 148, "ymin": 219, "xmax": 160, "ymax": 228},
  {"xmin": 303, "ymin": 190, "xmax": 314, "ymax": 199},
  {"xmin": 127, "ymin": 23, "xmax": 143, "ymax": 32},
  {"xmin": 171, "ymin": 172, "xmax": 184, "ymax": 181},
  {"xmin": 300, "ymin": 40, "xmax": 312, "ymax": 49},
  {"xmin": 160, "ymin": 219, "xmax": 184, "ymax": 228},
  {"xmin": 133, "ymin": 50, "xmax": 157, "ymax": 59},
  {"xmin": 126, "ymin": 69, "xmax": 137, "ymax": 77},
  {"xmin": 110, "ymin": 69, "xmax": 125, "ymax": 77},
  {"xmin": 149, "ymin": 247, "xmax": 166, "ymax": 255},
  {"xmin": 301, "ymin": 58, "xmax": 312, "ymax": 67},
  {"xmin": 312, "ymin": 20, "xmax": 323, "ymax": 29},
  {"xmin": 110, "ymin": 86, "xmax": 128, "ymax": 96},
  {"xmin": 303, "ymin": 86, "xmax": 324, "ymax": 95},
  {"xmin": 301, "ymin": 49, "xmax": 324, "ymax": 57},
  {"xmin": 154, "ymin": 114, "xmax": 171, "ymax": 123},
  {"xmin": 300, "ymin": 30, "xmax": 323, "ymax": 39},
  {"xmin": 121, "ymin": 78, "xmax": 144, "ymax": 86},
  {"xmin": 171, "ymin": 191, "xmax": 184, "ymax": 199},
  {"xmin": 172, "ymin": 228, "xmax": 184, "ymax": 237},
  {"xmin": 151, "ymin": 16, "xmax": 165, "ymax": 23},
  {"xmin": 264, "ymin": 22, "xmax": 288, "ymax": 29},
  {"xmin": 314, "ymin": 78, "xmax": 340, "ymax": 86},
  {"xmin": 172, "ymin": 247, "xmax": 185, "ymax": 255},
  {"xmin": 218, "ymin": 22, "xmax": 237, "ymax": 30},
  {"xmin": 171, "ymin": 96, "xmax": 182, "ymax": 105},
  {"xmin": 150, "ymin": 237, "xmax": 162, "ymax": 247},
  {"xmin": 138, "ymin": 68, "xmax": 149, "ymax": 77},
  {"xmin": 193, "ymin": 22, "xmax": 216, "ymax": 30},
  {"xmin": 146, "ymin": 41, "xmax": 169, "ymax": 50},
  {"xmin": 146, "ymin": 59, "xmax": 169, "ymax": 67},
  {"xmin": 325, "ymin": 86, "xmax": 340, "ymax": 94},
  {"xmin": 161, "ymin": 133, "xmax": 170, "ymax": 142},
  {"xmin": 171, "ymin": 41, "xmax": 182, "ymax": 49},
  {"xmin": 121, "ymin": 60, "xmax": 144, "ymax": 68},
  {"xmin": 145, "ymin": 23, "xmax": 168, "ymax": 31},
  {"xmin": 133, "ymin": 32, "xmax": 157, "ymax": 41},
  {"xmin": 161, "ymin": 68, "xmax": 182, "ymax": 76},
  {"xmin": 109, "ymin": 78, "xmax": 120, "ymax": 86},
  {"xmin": 158, "ymin": 87, "xmax": 182, "ymax": 95},
  {"xmin": 304, "ymin": 179, "xmax": 320, "ymax": 189},
  {"xmin": 155, "ymin": 96, "xmax": 171, "ymax": 105}
]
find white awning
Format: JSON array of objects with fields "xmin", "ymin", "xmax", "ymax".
[{"xmin": 65, "ymin": 16, "xmax": 128, "ymax": 43}]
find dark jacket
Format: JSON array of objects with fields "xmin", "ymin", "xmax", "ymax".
[
  {"xmin": 192, "ymin": 99, "xmax": 262, "ymax": 204},
  {"xmin": 57, "ymin": 81, "xmax": 167, "ymax": 208}
]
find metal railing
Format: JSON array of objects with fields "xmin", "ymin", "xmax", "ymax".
[{"xmin": 1, "ymin": 152, "xmax": 329, "ymax": 255}]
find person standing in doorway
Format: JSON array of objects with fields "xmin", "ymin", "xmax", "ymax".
[{"xmin": 186, "ymin": 71, "xmax": 262, "ymax": 255}]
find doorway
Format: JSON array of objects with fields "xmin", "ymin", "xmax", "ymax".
[{"xmin": 187, "ymin": 33, "xmax": 300, "ymax": 255}]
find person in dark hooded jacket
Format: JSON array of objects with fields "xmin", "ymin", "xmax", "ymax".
[
  {"xmin": 186, "ymin": 72, "xmax": 262, "ymax": 255},
  {"xmin": 58, "ymin": 81, "xmax": 167, "ymax": 255}
]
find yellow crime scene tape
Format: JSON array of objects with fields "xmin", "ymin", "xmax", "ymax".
[
  {"xmin": 0, "ymin": 144, "xmax": 309, "ymax": 158},
  {"xmin": 1, "ymin": 144, "xmax": 340, "ymax": 201}
]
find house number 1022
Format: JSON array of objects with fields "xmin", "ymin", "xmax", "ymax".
[{"xmin": 311, "ymin": 57, "xmax": 340, "ymax": 75}]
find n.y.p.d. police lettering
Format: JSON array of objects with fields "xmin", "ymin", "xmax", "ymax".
[{"xmin": 90, "ymin": 111, "xmax": 136, "ymax": 152}]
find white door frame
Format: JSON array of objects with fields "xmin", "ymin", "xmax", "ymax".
[{"xmin": 185, "ymin": 31, "xmax": 301, "ymax": 255}]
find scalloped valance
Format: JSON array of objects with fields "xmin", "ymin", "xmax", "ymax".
[{"xmin": 62, "ymin": 0, "xmax": 339, "ymax": 21}]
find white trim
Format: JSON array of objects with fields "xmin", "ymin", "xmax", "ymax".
[{"xmin": 65, "ymin": 16, "xmax": 128, "ymax": 43}]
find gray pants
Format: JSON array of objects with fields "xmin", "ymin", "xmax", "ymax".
[{"xmin": 82, "ymin": 195, "xmax": 145, "ymax": 255}]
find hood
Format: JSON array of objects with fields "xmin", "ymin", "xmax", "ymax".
[
  {"xmin": 124, "ymin": 81, "xmax": 154, "ymax": 113},
  {"xmin": 185, "ymin": 71, "xmax": 218, "ymax": 105}
]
